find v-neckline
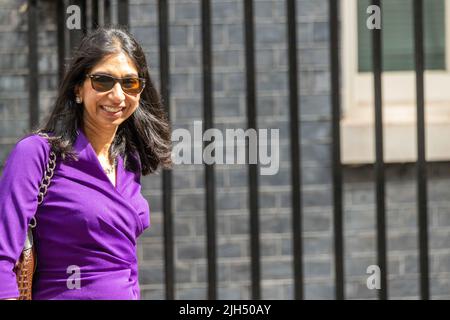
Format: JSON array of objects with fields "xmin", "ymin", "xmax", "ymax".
[
  {"xmin": 75, "ymin": 128, "xmax": 145, "ymax": 235},
  {"xmin": 77, "ymin": 128, "xmax": 121, "ymax": 191}
]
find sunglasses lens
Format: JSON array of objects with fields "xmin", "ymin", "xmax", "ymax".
[
  {"xmin": 91, "ymin": 75, "xmax": 115, "ymax": 92},
  {"xmin": 90, "ymin": 74, "xmax": 144, "ymax": 94},
  {"xmin": 122, "ymin": 78, "xmax": 142, "ymax": 94}
]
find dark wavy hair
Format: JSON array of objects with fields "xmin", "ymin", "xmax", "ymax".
[{"xmin": 33, "ymin": 26, "xmax": 172, "ymax": 175}]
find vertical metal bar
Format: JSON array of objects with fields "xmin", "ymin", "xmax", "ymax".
[
  {"xmin": 68, "ymin": 0, "xmax": 87, "ymax": 52},
  {"xmin": 201, "ymin": 0, "xmax": 217, "ymax": 300},
  {"xmin": 92, "ymin": 0, "xmax": 99, "ymax": 29},
  {"xmin": 157, "ymin": 0, "xmax": 175, "ymax": 300},
  {"xmin": 57, "ymin": 0, "xmax": 67, "ymax": 85},
  {"xmin": 329, "ymin": 0, "xmax": 345, "ymax": 300},
  {"xmin": 104, "ymin": 0, "xmax": 111, "ymax": 26},
  {"xmin": 117, "ymin": 0, "xmax": 129, "ymax": 28},
  {"xmin": 78, "ymin": 0, "xmax": 87, "ymax": 34},
  {"xmin": 413, "ymin": 0, "xmax": 429, "ymax": 300},
  {"xmin": 371, "ymin": 0, "xmax": 388, "ymax": 300},
  {"xmin": 243, "ymin": 0, "xmax": 260, "ymax": 300},
  {"xmin": 28, "ymin": 0, "xmax": 39, "ymax": 130},
  {"xmin": 286, "ymin": 0, "xmax": 303, "ymax": 300}
]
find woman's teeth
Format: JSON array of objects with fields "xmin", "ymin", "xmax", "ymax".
[{"xmin": 101, "ymin": 105, "xmax": 124, "ymax": 113}]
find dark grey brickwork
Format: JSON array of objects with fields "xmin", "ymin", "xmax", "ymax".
[{"xmin": 1, "ymin": 0, "xmax": 450, "ymax": 300}]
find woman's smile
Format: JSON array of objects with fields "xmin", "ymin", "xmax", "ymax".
[{"xmin": 100, "ymin": 105, "xmax": 126, "ymax": 117}]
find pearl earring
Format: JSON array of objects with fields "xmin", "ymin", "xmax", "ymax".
[{"xmin": 75, "ymin": 96, "xmax": 82, "ymax": 104}]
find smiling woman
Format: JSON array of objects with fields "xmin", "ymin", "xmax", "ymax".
[
  {"xmin": 0, "ymin": 27, "xmax": 172, "ymax": 300},
  {"xmin": 44, "ymin": 27, "xmax": 172, "ymax": 175}
]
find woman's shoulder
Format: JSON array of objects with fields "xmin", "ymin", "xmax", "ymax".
[
  {"xmin": 9, "ymin": 133, "xmax": 52, "ymax": 163},
  {"xmin": 16, "ymin": 132, "xmax": 51, "ymax": 152},
  {"xmin": 0, "ymin": 133, "xmax": 53, "ymax": 177}
]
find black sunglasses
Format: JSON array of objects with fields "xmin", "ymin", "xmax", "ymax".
[{"xmin": 86, "ymin": 74, "xmax": 146, "ymax": 95}]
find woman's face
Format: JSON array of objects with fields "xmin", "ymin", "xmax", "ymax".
[{"xmin": 76, "ymin": 51, "xmax": 142, "ymax": 131}]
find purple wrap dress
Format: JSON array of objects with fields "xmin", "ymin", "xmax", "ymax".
[{"xmin": 0, "ymin": 128, "xmax": 150, "ymax": 299}]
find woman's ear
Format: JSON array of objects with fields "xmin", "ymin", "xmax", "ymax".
[
  {"xmin": 74, "ymin": 84, "xmax": 81, "ymax": 97},
  {"xmin": 74, "ymin": 85, "xmax": 83, "ymax": 104}
]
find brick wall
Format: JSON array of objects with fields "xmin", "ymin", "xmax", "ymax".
[{"xmin": 0, "ymin": 0, "xmax": 449, "ymax": 300}]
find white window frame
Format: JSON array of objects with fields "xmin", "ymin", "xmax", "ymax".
[{"xmin": 341, "ymin": 0, "xmax": 450, "ymax": 164}]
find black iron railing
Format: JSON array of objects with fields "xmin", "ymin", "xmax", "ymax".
[{"xmin": 24, "ymin": 0, "xmax": 430, "ymax": 300}]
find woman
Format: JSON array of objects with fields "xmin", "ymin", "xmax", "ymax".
[{"xmin": 0, "ymin": 27, "xmax": 172, "ymax": 299}]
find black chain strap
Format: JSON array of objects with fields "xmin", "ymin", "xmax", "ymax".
[{"xmin": 29, "ymin": 132, "xmax": 57, "ymax": 229}]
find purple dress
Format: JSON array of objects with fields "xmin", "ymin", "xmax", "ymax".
[{"xmin": 0, "ymin": 129, "xmax": 150, "ymax": 299}]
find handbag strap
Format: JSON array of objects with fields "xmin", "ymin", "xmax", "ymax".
[{"xmin": 29, "ymin": 132, "xmax": 57, "ymax": 229}]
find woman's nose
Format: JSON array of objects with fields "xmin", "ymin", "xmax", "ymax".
[{"xmin": 109, "ymin": 82, "xmax": 126, "ymax": 102}]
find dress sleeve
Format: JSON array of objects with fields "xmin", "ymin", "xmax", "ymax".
[{"xmin": 0, "ymin": 135, "xmax": 50, "ymax": 299}]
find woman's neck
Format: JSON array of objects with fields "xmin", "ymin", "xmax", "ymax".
[{"xmin": 82, "ymin": 125, "xmax": 117, "ymax": 161}]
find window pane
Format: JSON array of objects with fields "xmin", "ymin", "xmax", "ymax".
[{"xmin": 358, "ymin": 0, "xmax": 446, "ymax": 72}]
